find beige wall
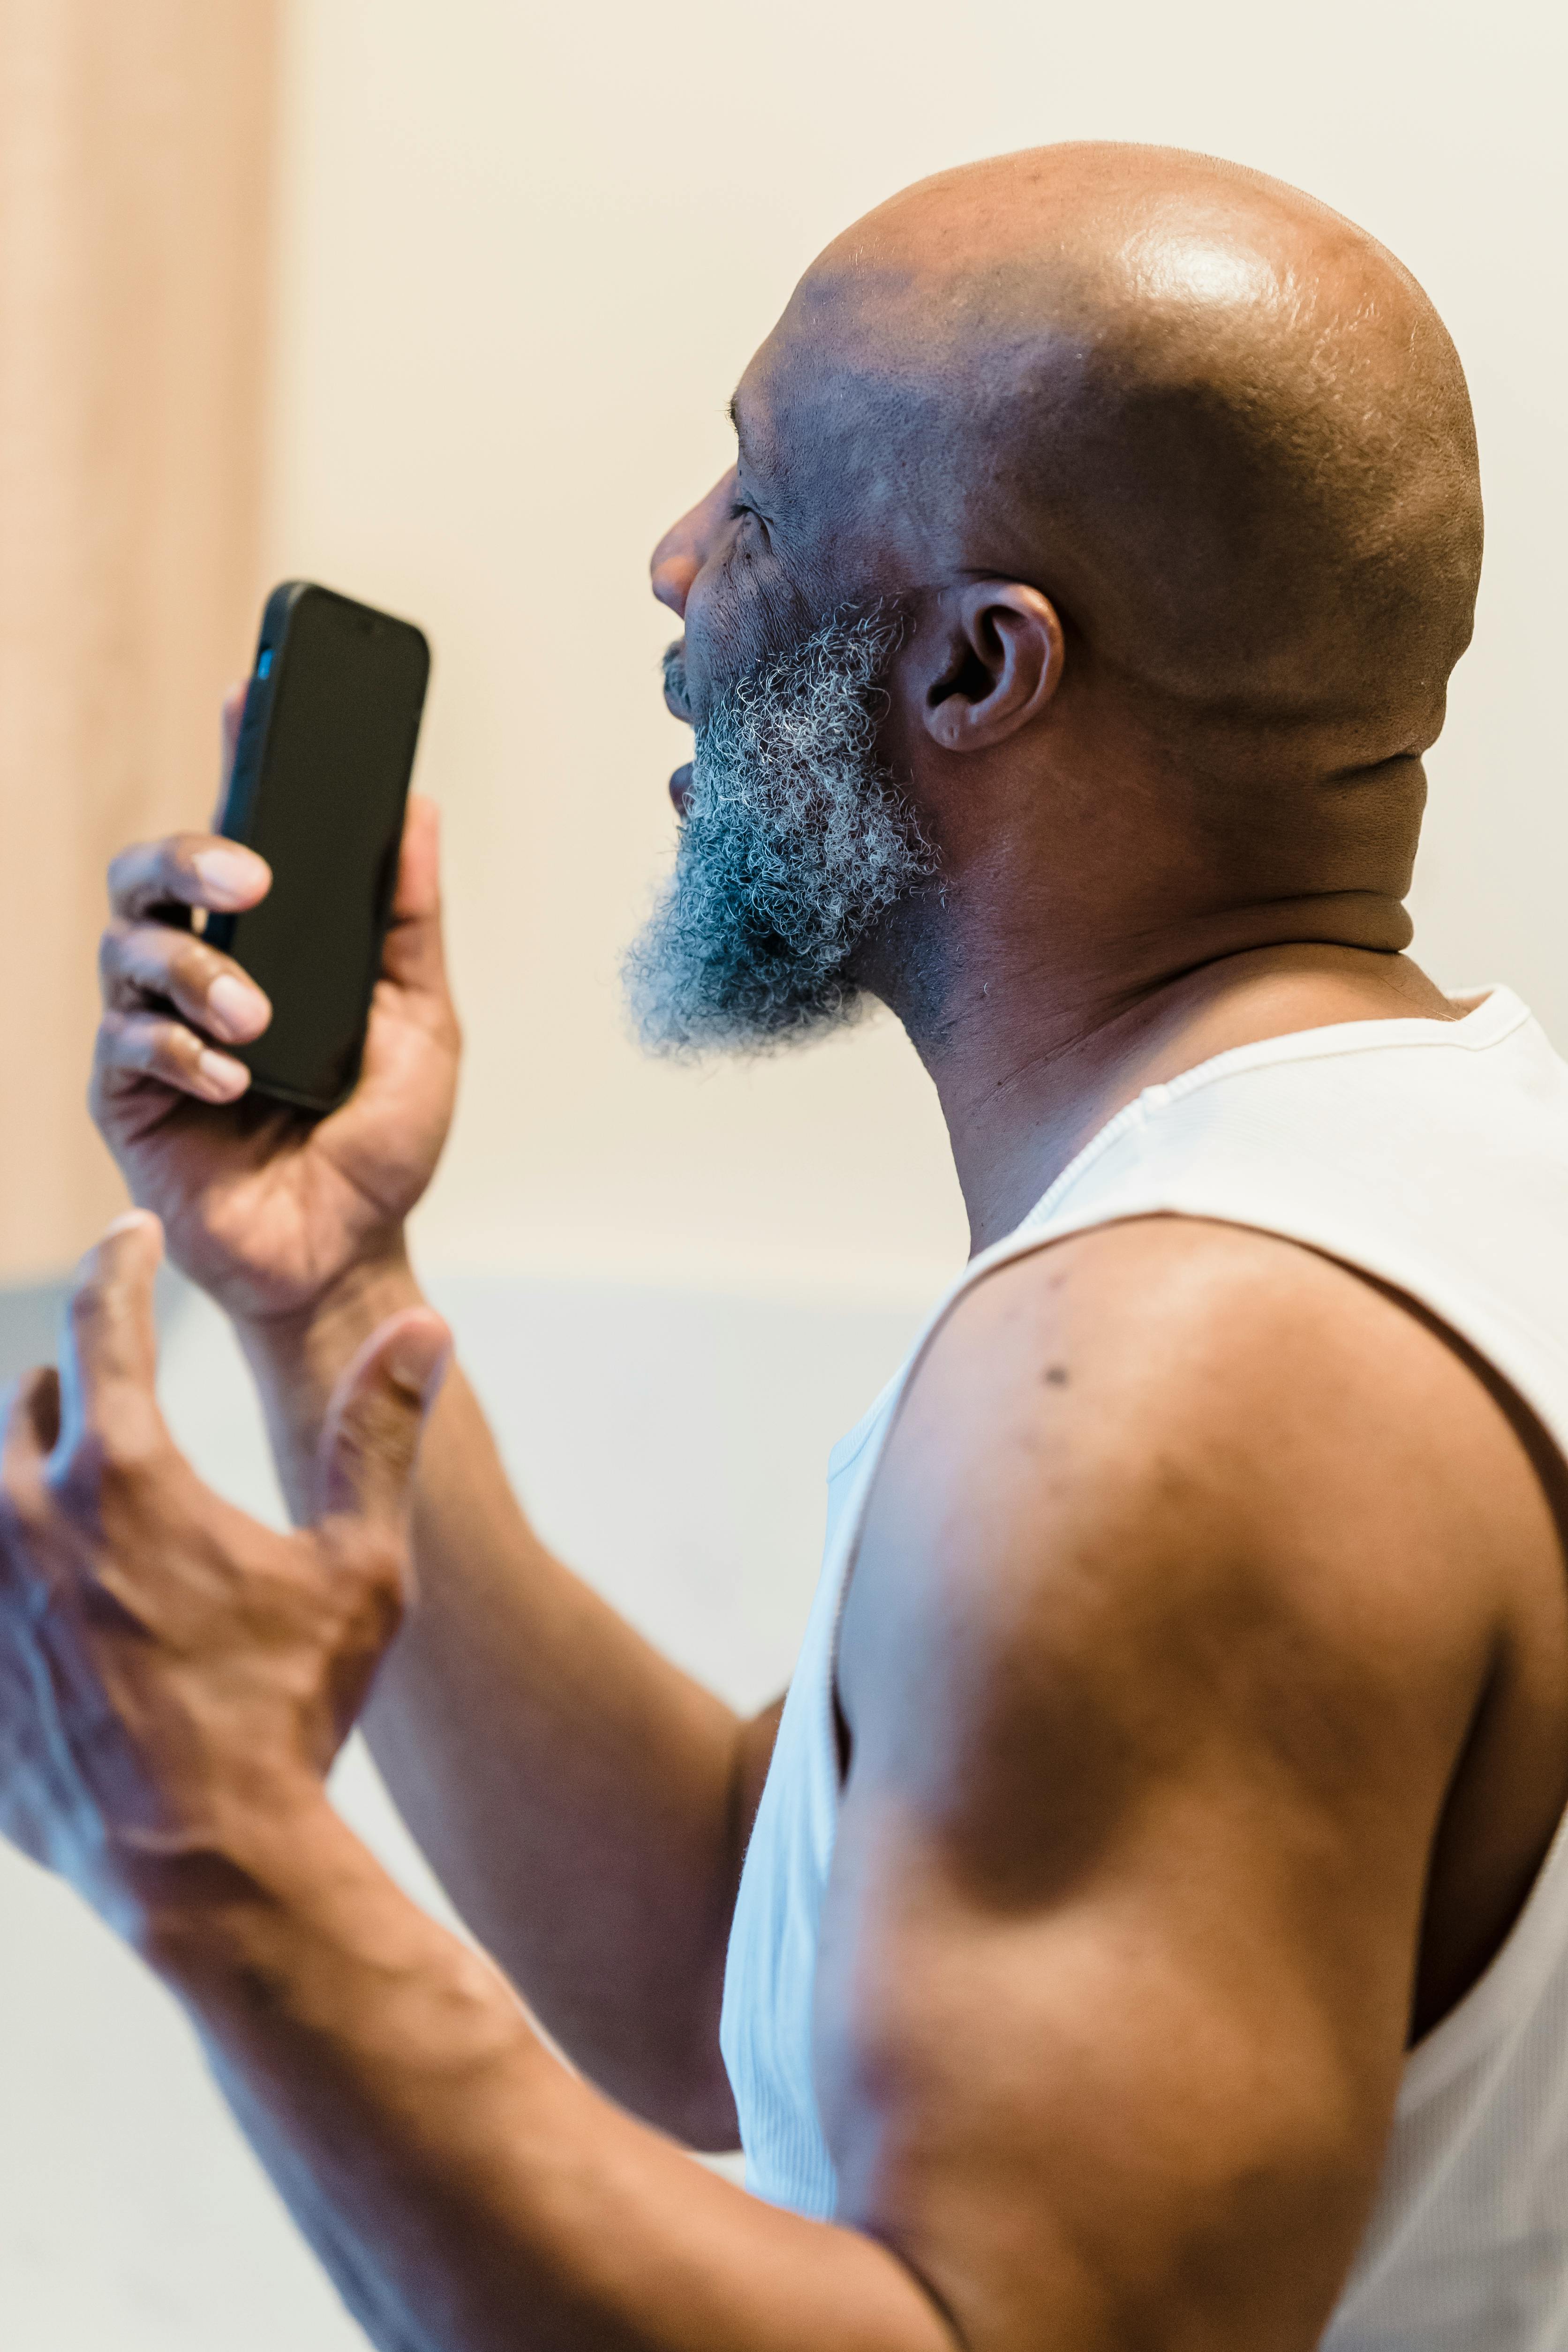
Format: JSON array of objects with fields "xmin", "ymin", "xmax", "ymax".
[
  {"xmin": 263, "ymin": 0, "xmax": 1568, "ymax": 1304},
  {"xmin": 4, "ymin": 2, "xmax": 1559, "ymax": 1288},
  {"xmin": 0, "ymin": 1, "xmax": 276, "ymax": 1277}
]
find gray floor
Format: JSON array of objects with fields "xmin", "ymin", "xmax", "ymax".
[{"xmin": 0, "ymin": 1261, "xmax": 929, "ymax": 2349}]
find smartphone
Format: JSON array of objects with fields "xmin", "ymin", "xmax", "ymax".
[{"xmin": 206, "ymin": 580, "xmax": 431, "ymax": 1113}]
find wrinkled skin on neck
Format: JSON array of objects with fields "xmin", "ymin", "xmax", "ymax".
[{"xmin": 649, "ymin": 141, "xmax": 1483, "ymax": 1245}]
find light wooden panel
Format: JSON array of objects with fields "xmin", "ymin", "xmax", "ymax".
[{"xmin": 0, "ymin": 0, "xmax": 275, "ymax": 1277}]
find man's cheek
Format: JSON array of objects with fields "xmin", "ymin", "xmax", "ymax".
[
  {"xmin": 686, "ymin": 555, "xmax": 817, "ymax": 712},
  {"xmin": 678, "ymin": 565, "xmax": 753, "ymax": 716}
]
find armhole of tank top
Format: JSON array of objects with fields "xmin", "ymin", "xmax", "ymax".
[
  {"xmin": 821, "ymin": 1186, "xmax": 1568, "ymax": 2108},
  {"xmin": 1227, "ymin": 1235, "xmax": 1568, "ymax": 2114},
  {"xmin": 1398, "ymin": 1795, "xmax": 1568, "ymax": 2109}
]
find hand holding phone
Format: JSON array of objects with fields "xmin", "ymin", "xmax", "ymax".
[{"xmin": 90, "ymin": 583, "xmax": 460, "ymax": 1326}]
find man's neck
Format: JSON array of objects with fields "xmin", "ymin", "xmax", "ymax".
[{"xmin": 890, "ymin": 922, "xmax": 1460, "ymax": 1256}]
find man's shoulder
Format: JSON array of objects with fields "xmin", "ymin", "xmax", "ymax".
[
  {"xmin": 892, "ymin": 1210, "xmax": 1527, "ymax": 1518},
  {"xmin": 838, "ymin": 1213, "xmax": 1522, "ymax": 1816},
  {"xmin": 884, "ymin": 1209, "xmax": 1499, "ymax": 1538}
]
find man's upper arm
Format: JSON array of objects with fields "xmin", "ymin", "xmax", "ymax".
[{"xmin": 819, "ymin": 1219, "xmax": 1506, "ymax": 2352}]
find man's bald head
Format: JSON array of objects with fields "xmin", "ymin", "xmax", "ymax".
[
  {"xmin": 640, "ymin": 146, "xmax": 1484, "ymax": 1061},
  {"xmin": 750, "ymin": 143, "xmax": 1480, "ymax": 765}
]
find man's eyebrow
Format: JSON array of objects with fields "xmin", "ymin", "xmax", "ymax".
[{"xmin": 726, "ymin": 393, "xmax": 754, "ymax": 463}]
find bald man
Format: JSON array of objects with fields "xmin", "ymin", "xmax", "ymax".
[{"xmin": 3, "ymin": 142, "xmax": 1565, "ymax": 2351}]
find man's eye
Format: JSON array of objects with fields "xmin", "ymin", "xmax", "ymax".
[{"xmin": 728, "ymin": 500, "xmax": 757, "ymax": 524}]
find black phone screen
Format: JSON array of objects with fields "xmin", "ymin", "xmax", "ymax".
[{"xmin": 210, "ymin": 581, "xmax": 431, "ymax": 1112}]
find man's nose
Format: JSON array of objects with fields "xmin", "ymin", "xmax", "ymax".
[{"xmin": 650, "ymin": 468, "xmax": 739, "ymax": 618}]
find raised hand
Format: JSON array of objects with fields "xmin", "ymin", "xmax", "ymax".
[
  {"xmin": 0, "ymin": 1212, "xmax": 450, "ymax": 1924},
  {"xmin": 90, "ymin": 692, "xmax": 460, "ymax": 1323}
]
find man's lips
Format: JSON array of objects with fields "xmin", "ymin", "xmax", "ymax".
[{"xmin": 669, "ymin": 762, "xmax": 693, "ymax": 816}]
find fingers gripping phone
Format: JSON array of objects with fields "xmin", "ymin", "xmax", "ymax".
[{"xmin": 207, "ymin": 581, "xmax": 431, "ymax": 1113}]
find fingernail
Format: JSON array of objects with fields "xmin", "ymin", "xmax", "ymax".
[
  {"xmin": 103, "ymin": 1208, "xmax": 156, "ymax": 1239},
  {"xmin": 206, "ymin": 973, "xmax": 269, "ymax": 1041},
  {"xmin": 196, "ymin": 1049, "xmax": 250, "ymax": 1101},
  {"xmin": 193, "ymin": 846, "xmax": 268, "ymax": 906},
  {"xmin": 388, "ymin": 1326, "xmax": 449, "ymax": 1395}
]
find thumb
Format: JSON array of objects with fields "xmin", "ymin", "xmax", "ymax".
[
  {"xmin": 316, "ymin": 1310, "xmax": 451, "ymax": 1533},
  {"xmin": 55, "ymin": 1209, "xmax": 169, "ymax": 1476}
]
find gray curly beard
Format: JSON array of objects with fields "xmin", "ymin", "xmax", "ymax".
[{"xmin": 623, "ymin": 609, "xmax": 937, "ymax": 1056}]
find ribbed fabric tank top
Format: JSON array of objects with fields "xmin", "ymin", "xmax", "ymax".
[{"xmin": 720, "ymin": 986, "xmax": 1568, "ymax": 2348}]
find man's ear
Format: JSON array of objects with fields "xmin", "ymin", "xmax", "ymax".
[{"xmin": 913, "ymin": 582, "xmax": 1065, "ymax": 753}]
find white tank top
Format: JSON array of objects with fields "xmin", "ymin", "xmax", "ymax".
[{"xmin": 720, "ymin": 986, "xmax": 1568, "ymax": 2348}]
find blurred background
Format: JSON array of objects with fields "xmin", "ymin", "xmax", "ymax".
[{"xmin": 0, "ymin": 1, "xmax": 1563, "ymax": 2344}]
